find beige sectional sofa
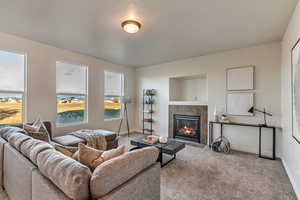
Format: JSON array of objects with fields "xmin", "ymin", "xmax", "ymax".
[{"xmin": 0, "ymin": 127, "xmax": 160, "ymax": 200}]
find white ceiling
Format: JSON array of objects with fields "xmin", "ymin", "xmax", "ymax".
[{"xmin": 0, "ymin": 0, "xmax": 298, "ymax": 67}]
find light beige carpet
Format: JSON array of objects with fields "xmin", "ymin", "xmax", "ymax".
[
  {"xmin": 0, "ymin": 134, "xmax": 296, "ymax": 200},
  {"xmin": 120, "ymin": 134, "xmax": 297, "ymax": 200},
  {"xmin": 0, "ymin": 188, "xmax": 8, "ymax": 200}
]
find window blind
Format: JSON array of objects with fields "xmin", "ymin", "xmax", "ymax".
[
  {"xmin": 104, "ymin": 71, "xmax": 124, "ymax": 96},
  {"xmin": 56, "ymin": 61, "xmax": 87, "ymax": 94},
  {"xmin": 0, "ymin": 50, "xmax": 25, "ymax": 92}
]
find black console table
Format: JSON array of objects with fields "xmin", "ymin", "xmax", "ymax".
[{"xmin": 209, "ymin": 121, "xmax": 276, "ymax": 160}]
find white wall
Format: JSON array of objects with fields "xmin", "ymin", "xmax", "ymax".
[
  {"xmin": 281, "ymin": 1, "xmax": 300, "ymax": 197},
  {"xmin": 136, "ymin": 42, "xmax": 282, "ymax": 156},
  {"xmin": 0, "ymin": 32, "xmax": 137, "ymax": 136},
  {"xmin": 169, "ymin": 76, "xmax": 208, "ymax": 103}
]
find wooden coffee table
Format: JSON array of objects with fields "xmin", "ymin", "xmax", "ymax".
[{"xmin": 130, "ymin": 136, "xmax": 185, "ymax": 167}]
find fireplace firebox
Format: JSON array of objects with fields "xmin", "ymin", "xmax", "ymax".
[{"xmin": 173, "ymin": 114, "xmax": 201, "ymax": 143}]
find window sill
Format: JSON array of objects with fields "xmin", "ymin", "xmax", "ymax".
[
  {"xmin": 104, "ymin": 118, "xmax": 121, "ymax": 122},
  {"xmin": 56, "ymin": 121, "xmax": 88, "ymax": 128}
]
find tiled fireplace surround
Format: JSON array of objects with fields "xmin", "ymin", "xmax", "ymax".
[{"xmin": 169, "ymin": 105, "xmax": 208, "ymax": 144}]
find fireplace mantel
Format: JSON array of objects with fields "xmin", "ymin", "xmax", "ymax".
[{"xmin": 169, "ymin": 105, "xmax": 208, "ymax": 144}]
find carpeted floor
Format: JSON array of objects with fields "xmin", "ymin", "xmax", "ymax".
[
  {"xmin": 120, "ymin": 134, "xmax": 297, "ymax": 200},
  {"xmin": 0, "ymin": 188, "xmax": 8, "ymax": 200},
  {"xmin": 0, "ymin": 134, "xmax": 296, "ymax": 200}
]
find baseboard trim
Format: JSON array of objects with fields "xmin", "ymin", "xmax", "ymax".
[
  {"xmin": 118, "ymin": 129, "xmax": 140, "ymax": 136},
  {"xmin": 281, "ymin": 158, "xmax": 300, "ymax": 199}
]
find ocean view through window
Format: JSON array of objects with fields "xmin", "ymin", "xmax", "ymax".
[
  {"xmin": 104, "ymin": 71, "xmax": 124, "ymax": 120},
  {"xmin": 56, "ymin": 62, "xmax": 88, "ymax": 125},
  {"xmin": 0, "ymin": 51, "xmax": 25, "ymax": 124}
]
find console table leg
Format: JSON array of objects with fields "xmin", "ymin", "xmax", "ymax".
[
  {"xmin": 159, "ymin": 151, "xmax": 163, "ymax": 167},
  {"xmin": 273, "ymin": 128, "xmax": 276, "ymax": 160},
  {"xmin": 220, "ymin": 124, "xmax": 223, "ymax": 138},
  {"xmin": 209, "ymin": 122, "xmax": 213, "ymax": 147},
  {"xmin": 259, "ymin": 127, "xmax": 262, "ymax": 158}
]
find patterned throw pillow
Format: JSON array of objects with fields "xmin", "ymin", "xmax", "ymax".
[
  {"xmin": 54, "ymin": 144, "xmax": 79, "ymax": 160},
  {"xmin": 23, "ymin": 118, "xmax": 50, "ymax": 143},
  {"xmin": 78, "ymin": 143, "xmax": 125, "ymax": 171}
]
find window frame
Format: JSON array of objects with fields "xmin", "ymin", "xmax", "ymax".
[
  {"xmin": 104, "ymin": 71, "xmax": 124, "ymax": 121},
  {"xmin": 0, "ymin": 50, "xmax": 27, "ymax": 125},
  {"xmin": 56, "ymin": 61, "xmax": 88, "ymax": 127}
]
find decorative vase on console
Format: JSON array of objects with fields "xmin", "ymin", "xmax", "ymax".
[
  {"xmin": 213, "ymin": 106, "xmax": 219, "ymax": 122},
  {"xmin": 219, "ymin": 114, "xmax": 230, "ymax": 123}
]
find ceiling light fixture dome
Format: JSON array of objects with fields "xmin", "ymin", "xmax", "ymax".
[{"xmin": 122, "ymin": 20, "xmax": 141, "ymax": 34}]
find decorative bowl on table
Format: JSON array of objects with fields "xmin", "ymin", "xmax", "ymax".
[
  {"xmin": 159, "ymin": 136, "xmax": 168, "ymax": 144},
  {"xmin": 144, "ymin": 135, "xmax": 159, "ymax": 144}
]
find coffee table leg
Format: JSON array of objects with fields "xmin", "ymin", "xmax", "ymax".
[
  {"xmin": 159, "ymin": 150, "xmax": 163, "ymax": 167},
  {"xmin": 161, "ymin": 153, "xmax": 176, "ymax": 167},
  {"xmin": 129, "ymin": 147, "xmax": 141, "ymax": 151}
]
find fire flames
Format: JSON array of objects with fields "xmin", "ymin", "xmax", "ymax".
[{"xmin": 179, "ymin": 125, "xmax": 195, "ymax": 136}]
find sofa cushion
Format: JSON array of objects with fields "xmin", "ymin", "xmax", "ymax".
[
  {"xmin": 78, "ymin": 144, "xmax": 125, "ymax": 171},
  {"xmin": 7, "ymin": 132, "xmax": 32, "ymax": 151},
  {"xmin": 37, "ymin": 149, "xmax": 91, "ymax": 200},
  {"xmin": 29, "ymin": 142, "xmax": 54, "ymax": 165},
  {"xmin": 20, "ymin": 139, "xmax": 46, "ymax": 159},
  {"xmin": 0, "ymin": 126, "xmax": 25, "ymax": 141},
  {"xmin": 52, "ymin": 135, "xmax": 85, "ymax": 147},
  {"xmin": 101, "ymin": 145, "xmax": 125, "ymax": 161},
  {"xmin": 78, "ymin": 143, "xmax": 103, "ymax": 170},
  {"xmin": 54, "ymin": 144, "xmax": 79, "ymax": 160},
  {"xmin": 90, "ymin": 147, "xmax": 159, "ymax": 199}
]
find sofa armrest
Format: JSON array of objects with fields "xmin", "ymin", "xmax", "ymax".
[
  {"xmin": 98, "ymin": 163, "xmax": 160, "ymax": 200},
  {"xmin": 90, "ymin": 147, "xmax": 159, "ymax": 199},
  {"xmin": 32, "ymin": 170, "xmax": 71, "ymax": 200}
]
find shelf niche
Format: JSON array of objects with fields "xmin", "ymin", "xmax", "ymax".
[{"xmin": 169, "ymin": 74, "xmax": 207, "ymax": 104}]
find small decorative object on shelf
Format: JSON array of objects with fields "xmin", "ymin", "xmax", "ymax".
[
  {"xmin": 145, "ymin": 89, "xmax": 156, "ymax": 96},
  {"xmin": 143, "ymin": 89, "xmax": 156, "ymax": 135},
  {"xmin": 145, "ymin": 98, "xmax": 155, "ymax": 104},
  {"xmin": 144, "ymin": 118, "xmax": 153, "ymax": 122}
]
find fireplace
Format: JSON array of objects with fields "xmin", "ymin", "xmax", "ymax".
[{"xmin": 173, "ymin": 114, "xmax": 200, "ymax": 143}]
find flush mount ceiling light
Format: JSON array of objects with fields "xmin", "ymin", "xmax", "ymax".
[{"xmin": 121, "ymin": 20, "xmax": 141, "ymax": 34}]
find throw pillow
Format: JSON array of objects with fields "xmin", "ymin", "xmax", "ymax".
[
  {"xmin": 23, "ymin": 118, "xmax": 50, "ymax": 143},
  {"xmin": 102, "ymin": 145, "xmax": 125, "ymax": 161},
  {"xmin": 78, "ymin": 144, "xmax": 125, "ymax": 171},
  {"xmin": 54, "ymin": 144, "xmax": 79, "ymax": 160},
  {"xmin": 78, "ymin": 143, "xmax": 104, "ymax": 170}
]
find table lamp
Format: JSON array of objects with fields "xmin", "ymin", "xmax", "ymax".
[{"xmin": 248, "ymin": 106, "xmax": 272, "ymax": 127}]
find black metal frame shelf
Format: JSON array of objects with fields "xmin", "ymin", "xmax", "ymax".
[{"xmin": 142, "ymin": 89, "xmax": 155, "ymax": 135}]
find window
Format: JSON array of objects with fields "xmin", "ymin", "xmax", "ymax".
[
  {"xmin": 56, "ymin": 61, "xmax": 88, "ymax": 125},
  {"xmin": 0, "ymin": 50, "xmax": 25, "ymax": 124},
  {"xmin": 104, "ymin": 71, "xmax": 124, "ymax": 120}
]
